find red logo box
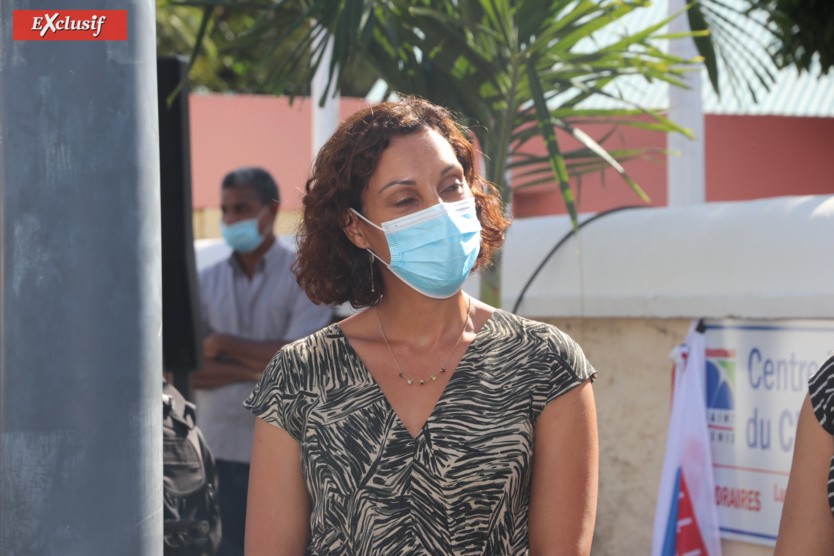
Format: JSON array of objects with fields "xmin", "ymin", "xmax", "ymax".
[{"xmin": 13, "ymin": 10, "xmax": 127, "ymax": 41}]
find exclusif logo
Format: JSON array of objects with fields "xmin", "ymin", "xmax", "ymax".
[{"xmin": 13, "ymin": 10, "xmax": 127, "ymax": 41}]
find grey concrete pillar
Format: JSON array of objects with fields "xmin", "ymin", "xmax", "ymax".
[{"xmin": 0, "ymin": 2, "xmax": 162, "ymax": 555}]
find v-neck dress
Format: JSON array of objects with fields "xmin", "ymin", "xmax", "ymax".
[{"xmin": 244, "ymin": 309, "xmax": 597, "ymax": 555}]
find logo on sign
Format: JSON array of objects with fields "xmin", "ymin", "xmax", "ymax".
[
  {"xmin": 13, "ymin": 10, "xmax": 127, "ymax": 41},
  {"xmin": 707, "ymin": 348, "xmax": 736, "ymax": 444}
]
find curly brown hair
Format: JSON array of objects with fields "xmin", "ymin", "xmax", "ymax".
[{"xmin": 294, "ymin": 97, "xmax": 511, "ymax": 308}]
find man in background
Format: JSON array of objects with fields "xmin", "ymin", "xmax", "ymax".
[{"xmin": 193, "ymin": 167, "xmax": 333, "ymax": 555}]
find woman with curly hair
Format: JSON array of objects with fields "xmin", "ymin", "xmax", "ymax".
[{"xmin": 243, "ymin": 97, "xmax": 599, "ymax": 555}]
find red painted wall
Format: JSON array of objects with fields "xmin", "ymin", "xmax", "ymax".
[
  {"xmin": 189, "ymin": 94, "xmax": 368, "ymax": 211},
  {"xmin": 187, "ymin": 94, "xmax": 834, "ymax": 215},
  {"xmin": 512, "ymin": 114, "xmax": 834, "ymax": 217},
  {"xmin": 706, "ymin": 115, "xmax": 834, "ymax": 202}
]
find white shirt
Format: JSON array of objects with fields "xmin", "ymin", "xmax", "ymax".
[{"xmin": 194, "ymin": 240, "xmax": 333, "ymax": 463}]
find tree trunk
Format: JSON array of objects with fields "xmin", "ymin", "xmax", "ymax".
[
  {"xmin": 478, "ymin": 248, "xmax": 502, "ymax": 308},
  {"xmin": 478, "ymin": 143, "xmax": 510, "ymax": 309}
]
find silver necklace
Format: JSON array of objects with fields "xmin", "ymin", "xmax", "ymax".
[{"xmin": 376, "ymin": 296, "xmax": 472, "ymax": 385}]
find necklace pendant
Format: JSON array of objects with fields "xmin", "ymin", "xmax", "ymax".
[{"xmin": 378, "ymin": 296, "xmax": 471, "ymax": 388}]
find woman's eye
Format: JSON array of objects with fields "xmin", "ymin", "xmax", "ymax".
[
  {"xmin": 443, "ymin": 181, "xmax": 465, "ymax": 194},
  {"xmin": 394, "ymin": 197, "xmax": 416, "ymax": 207}
]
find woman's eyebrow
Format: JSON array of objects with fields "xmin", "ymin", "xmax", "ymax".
[
  {"xmin": 378, "ymin": 164, "xmax": 460, "ymax": 194},
  {"xmin": 439, "ymin": 164, "xmax": 459, "ymax": 177},
  {"xmin": 378, "ymin": 179, "xmax": 416, "ymax": 194}
]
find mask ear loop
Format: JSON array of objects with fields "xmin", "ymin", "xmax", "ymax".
[{"xmin": 349, "ymin": 208, "xmax": 384, "ymax": 231}]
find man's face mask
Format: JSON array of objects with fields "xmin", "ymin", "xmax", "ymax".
[{"xmin": 221, "ymin": 208, "xmax": 267, "ymax": 253}]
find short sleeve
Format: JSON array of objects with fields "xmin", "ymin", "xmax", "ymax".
[
  {"xmin": 809, "ymin": 354, "xmax": 834, "ymax": 435},
  {"xmin": 243, "ymin": 350, "xmax": 296, "ymax": 438},
  {"xmin": 544, "ymin": 326, "xmax": 598, "ymax": 407}
]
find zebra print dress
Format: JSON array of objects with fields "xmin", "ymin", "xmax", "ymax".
[
  {"xmin": 244, "ymin": 309, "xmax": 597, "ymax": 554},
  {"xmin": 809, "ymin": 353, "xmax": 834, "ymax": 516}
]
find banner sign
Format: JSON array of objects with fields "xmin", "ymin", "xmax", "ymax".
[
  {"xmin": 13, "ymin": 10, "xmax": 127, "ymax": 41},
  {"xmin": 703, "ymin": 319, "xmax": 834, "ymax": 546}
]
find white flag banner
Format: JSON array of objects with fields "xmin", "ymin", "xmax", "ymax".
[{"xmin": 652, "ymin": 321, "xmax": 723, "ymax": 556}]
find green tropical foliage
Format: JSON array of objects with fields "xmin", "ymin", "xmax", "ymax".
[
  {"xmin": 748, "ymin": 0, "xmax": 834, "ymax": 75},
  {"xmin": 155, "ymin": 1, "xmax": 379, "ymax": 95},
  {"xmin": 686, "ymin": 0, "xmax": 834, "ymax": 103},
  {"xmin": 358, "ymin": 1, "xmax": 697, "ymax": 203},
  {"xmin": 162, "ymin": 0, "xmax": 698, "ymax": 210}
]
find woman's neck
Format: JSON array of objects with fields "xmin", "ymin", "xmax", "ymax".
[{"xmin": 375, "ymin": 278, "xmax": 470, "ymax": 347}]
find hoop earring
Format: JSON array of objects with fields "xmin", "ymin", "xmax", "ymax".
[{"xmin": 369, "ymin": 252, "xmax": 375, "ymax": 293}]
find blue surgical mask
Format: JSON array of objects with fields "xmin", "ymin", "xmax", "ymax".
[
  {"xmin": 221, "ymin": 209, "xmax": 266, "ymax": 253},
  {"xmin": 350, "ymin": 197, "xmax": 481, "ymax": 299}
]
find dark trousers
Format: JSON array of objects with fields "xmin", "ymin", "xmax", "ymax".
[{"xmin": 216, "ymin": 459, "xmax": 250, "ymax": 556}]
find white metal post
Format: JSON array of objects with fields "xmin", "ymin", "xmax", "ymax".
[
  {"xmin": 312, "ymin": 33, "xmax": 341, "ymax": 157},
  {"xmin": 668, "ymin": 0, "xmax": 706, "ymax": 206}
]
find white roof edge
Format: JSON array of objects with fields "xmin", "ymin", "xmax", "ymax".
[
  {"xmin": 512, "ymin": 294, "xmax": 834, "ymax": 320},
  {"xmin": 501, "ymin": 195, "xmax": 834, "ymax": 319}
]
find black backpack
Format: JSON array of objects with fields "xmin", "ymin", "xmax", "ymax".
[{"xmin": 163, "ymin": 380, "xmax": 222, "ymax": 556}]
